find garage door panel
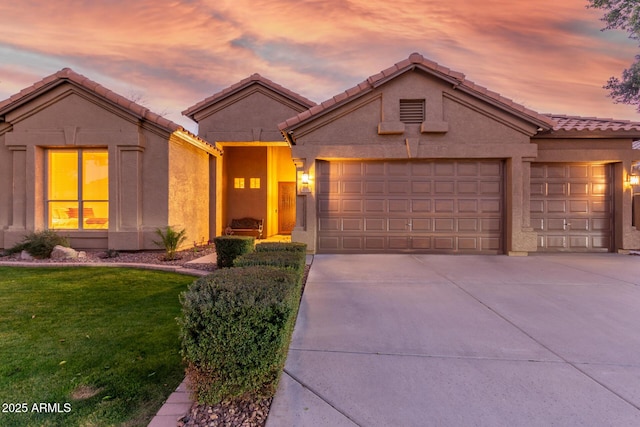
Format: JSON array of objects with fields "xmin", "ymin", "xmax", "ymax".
[
  {"xmin": 480, "ymin": 162, "xmax": 502, "ymax": 176},
  {"xmin": 434, "ymin": 237, "xmax": 455, "ymax": 250},
  {"xmin": 548, "ymin": 183, "xmax": 567, "ymax": 196},
  {"xmin": 435, "ymin": 181, "xmax": 455, "ymax": 193},
  {"xmin": 388, "ymin": 181, "xmax": 410, "ymax": 194},
  {"xmin": 364, "ymin": 162, "xmax": 385, "ymax": 175},
  {"xmin": 365, "ymin": 237, "xmax": 385, "ymax": 250},
  {"xmin": 412, "ymin": 218, "xmax": 432, "ymax": 231},
  {"xmin": 434, "ymin": 200, "xmax": 454, "ymax": 212},
  {"xmin": 342, "ymin": 218, "xmax": 363, "ymax": 231},
  {"xmin": 318, "ymin": 159, "xmax": 503, "ymax": 253},
  {"xmin": 459, "ymin": 200, "xmax": 479, "ymax": 213},
  {"xmin": 365, "ymin": 218, "xmax": 386, "ymax": 231},
  {"xmin": 411, "ymin": 182, "xmax": 431, "ymax": 193},
  {"xmin": 343, "ymin": 237, "xmax": 363, "ymax": 250},
  {"xmin": 482, "ymin": 218, "xmax": 502, "ymax": 232},
  {"xmin": 342, "ymin": 162, "xmax": 363, "ymax": 176},
  {"xmin": 569, "ymin": 165, "xmax": 589, "ymax": 178},
  {"xmin": 458, "ymin": 181, "xmax": 478, "ymax": 193},
  {"xmin": 435, "ymin": 163, "xmax": 455, "ymax": 176},
  {"xmin": 365, "ymin": 199, "xmax": 386, "ymax": 213},
  {"xmin": 458, "ymin": 218, "xmax": 479, "ymax": 231},
  {"xmin": 342, "ymin": 199, "xmax": 363, "ymax": 212},
  {"xmin": 434, "ymin": 218, "xmax": 454, "ymax": 232},
  {"xmin": 390, "ymin": 199, "xmax": 410, "ymax": 212},
  {"xmin": 365, "ymin": 181, "xmax": 385, "ymax": 194},
  {"xmin": 530, "ymin": 163, "xmax": 612, "ymax": 252},
  {"xmin": 319, "ymin": 218, "xmax": 340, "ymax": 231},
  {"xmin": 569, "ymin": 200, "xmax": 589, "ymax": 213},
  {"xmin": 412, "ymin": 200, "xmax": 432, "ymax": 212},
  {"xmin": 548, "ymin": 200, "xmax": 567, "ymax": 213},
  {"xmin": 343, "ymin": 181, "xmax": 363, "ymax": 194},
  {"xmin": 389, "ymin": 218, "xmax": 409, "ymax": 231},
  {"xmin": 479, "ymin": 181, "xmax": 501, "ymax": 194}
]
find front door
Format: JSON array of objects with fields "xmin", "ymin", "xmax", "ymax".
[{"xmin": 278, "ymin": 182, "xmax": 296, "ymax": 234}]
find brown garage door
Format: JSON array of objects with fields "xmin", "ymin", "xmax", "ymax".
[
  {"xmin": 317, "ymin": 160, "xmax": 504, "ymax": 253},
  {"xmin": 530, "ymin": 163, "xmax": 613, "ymax": 252}
]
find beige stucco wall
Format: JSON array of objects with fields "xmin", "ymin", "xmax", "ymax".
[
  {"xmin": 0, "ymin": 126, "xmax": 11, "ymax": 249},
  {"xmin": 534, "ymin": 136, "xmax": 640, "ymax": 251},
  {"xmin": 288, "ymin": 69, "xmax": 543, "ymax": 254},
  {"xmin": 0, "ymin": 82, "xmax": 213, "ymax": 251},
  {"xmin": 194, "ymin": 89, "xmax": 310, "ymax": 143},
  {"xmin": 167, "ymin": 135, "xmax": 210, "ymax": 248}
]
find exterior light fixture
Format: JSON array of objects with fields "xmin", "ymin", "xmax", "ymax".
[
  {"xmin": 629, "ymin": 161, "xmax": 640, "ymax": 186},
  {"xmin": 298, "ymin": 171, "xmax": 311, "ymax": 194}
]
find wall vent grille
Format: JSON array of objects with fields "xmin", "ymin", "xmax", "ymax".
[{"xmin": 400, "ymin": 99, "xmax": 425, "ymax": 124}]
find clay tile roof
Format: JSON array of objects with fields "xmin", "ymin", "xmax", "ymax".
[
  {"xmin": 278, "ymin": 52, "xmax": 555, "ymax": 131},
  {"xmin": 182, "ymin": 73, "xmax": 316, "ymax": 119},
  {"xmin": 0, "ymin": 68, "xmax": 215, "ymax": 150},
  {"xmin": 545, "ymin": 114, "xmax": 640, "ymax": 132}
]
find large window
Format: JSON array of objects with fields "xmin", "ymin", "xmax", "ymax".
[{"xmin": 48, "ymin": 149, "xmax": 109, "ymax": 230}]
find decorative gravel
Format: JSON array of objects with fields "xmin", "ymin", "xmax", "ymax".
[{"xmin": 0, "ymin": 246, "xmax": 218, "ymax": 272}]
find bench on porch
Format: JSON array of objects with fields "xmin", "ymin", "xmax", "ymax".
[{"xmin": 225, "ymin": 217, "xmax": 264, "ymax": 239}]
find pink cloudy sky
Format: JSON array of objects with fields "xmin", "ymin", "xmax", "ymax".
[{"xmin": 1, "ymin": 0, "xmax": 638, "ymax": 132}]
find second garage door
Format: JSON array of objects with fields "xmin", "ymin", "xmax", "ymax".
[{"xmin": 317, "ymin": 160, "xmax": 504, "ymax": 253}]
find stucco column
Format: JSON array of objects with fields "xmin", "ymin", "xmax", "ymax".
[
  {"xmin": 506, "ymin": 156, "xmax": 537, "ymax": 255},
  {"xmin": 109, "ymin": 146, "xmax": 143, "ymax": 250},
  {"xmin": 291, "ymin": 158, "xmax": 317, "ymax": 252},
  {"xmin": 3, "ymin": 147, "xmax": 28, "ymax": 247},
  {"xmin": 9, "ymin": 147, "xmax": 27, "ymax": 228}
]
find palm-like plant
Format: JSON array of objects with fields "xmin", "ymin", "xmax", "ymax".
[{"xmin": 154, "ymin": 226, "xmax": 188, "ymax": 260}]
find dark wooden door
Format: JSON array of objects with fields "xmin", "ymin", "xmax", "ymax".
[{"xmin": 278, "ymin": 182, "xmax": 296, "ymax": 234}]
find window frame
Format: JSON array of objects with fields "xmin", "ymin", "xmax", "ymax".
[{"xmin": 46, "ymin": 148, "xmax": 109, "ymax": 231}]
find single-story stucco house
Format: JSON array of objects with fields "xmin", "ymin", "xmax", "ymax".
[{"xmin": 2, "ymin": 52, "xmax": 640, "ymax": 255}]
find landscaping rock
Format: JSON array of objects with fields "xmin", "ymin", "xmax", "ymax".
[
  {"xmin": 20, "ymin": 250, "xmax": 34, "ymax": 260},
  {"xmin": 50, "ymin": 245, "xmax": 80, "ymax": 260}
]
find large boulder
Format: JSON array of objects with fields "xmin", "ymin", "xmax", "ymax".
[{"xmin": 50, "ymin": 245, "xmax": 83, "ymax": 260}]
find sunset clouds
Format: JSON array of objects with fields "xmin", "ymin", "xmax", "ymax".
[{"xmin": 0, "ymin": 0, "xmax": 638, "ymax": 130}]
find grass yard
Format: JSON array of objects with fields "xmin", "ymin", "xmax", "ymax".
[{"xmin": 0, "ymin": 267, "xmax": 196, "ymax": 427}]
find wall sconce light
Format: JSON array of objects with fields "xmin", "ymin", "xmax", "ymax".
[
  {"xmin": 629, "ymin": 161, "xmax": 640, "ymax": 186},
  {"xmin": 298, "ymin": 171, "xmax": 311, "ymax": 194}
]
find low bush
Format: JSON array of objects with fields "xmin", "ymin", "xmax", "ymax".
[
  {"xmin": 255, "ymin": 242, "xmax": 307, "ymax": 253},
  {"xmin": 179, "ymin": 266, "xmax": 302, "ymax": 403},
  {"xmin": 213, "ymin": 235, "xmax": 254, "ymax": 268},
  {"xmin": 234, "ymin": 250, "xmax": 306, "ymax": 274},
  {"xmin": 5, "ymin": 229, "xmax": 70, "ymax": 258},
  {"xmin": 153, "ymin": 226, "xmax": 188, "ymax": 260}
]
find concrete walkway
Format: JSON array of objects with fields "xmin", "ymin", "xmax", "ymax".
[{"xmin": 266, "ymin": 254, "xmax": 640, "ymax": 427}]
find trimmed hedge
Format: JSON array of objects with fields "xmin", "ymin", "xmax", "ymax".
[
  {"xmin": 179, "ymin": 266, "xmax": 303, "ymax": 403},
  {"xmin": 255, "ymin": 241, "xmax": 307, "ymax": 253},
  {"xmin": 213, "ymin": 235, "xmax": 254, "ymax": 268},
  {"xmin": 234, "ymin": 250, "xmax": 306, "ymax": 274}
]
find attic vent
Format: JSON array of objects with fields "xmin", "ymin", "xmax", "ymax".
[{"xmin": 400, "ymin": 99, "xmax": 425, "ymax": 124}]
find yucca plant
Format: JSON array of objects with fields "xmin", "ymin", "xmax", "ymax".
[{"xmin": 153, "ymin": 226, "xmax": 188, "ymax": 260}]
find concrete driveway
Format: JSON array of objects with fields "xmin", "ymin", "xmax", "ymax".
[{"xmin": 266, "ymin": 254, "xmax": 640, "ymax": 427}]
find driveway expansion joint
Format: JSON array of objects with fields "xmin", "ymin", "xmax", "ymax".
[{"xmin": 283, "ymin": 369, "xmax": 363, "ymax": 427}]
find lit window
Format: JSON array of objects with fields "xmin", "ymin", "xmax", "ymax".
[
  {"xmin": 234, "ymin": 178, "xmax": 245, "ymax": 189},
  {"xmin": 250, "ymin": 178, "xmax": 261, "ymax": 189},
  {"xmin": 48, "ymin": 149, "xmax": 109, "ymax": 230}
]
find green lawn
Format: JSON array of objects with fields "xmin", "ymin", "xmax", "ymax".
[{"xmin": 0, "ymin": 267, "xmax": 196, "ymax": 427}]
